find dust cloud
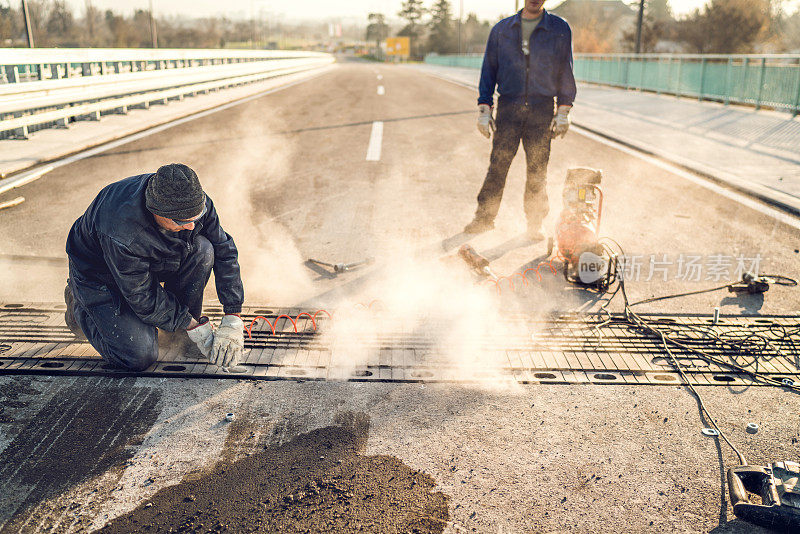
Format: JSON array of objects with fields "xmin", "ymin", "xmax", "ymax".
[
  {"xmin": 310, "ymin": 161, "xmax": 583, "ymax": 387},
  {"xmin": 197, "ymin": 112, "xmax": 315, "ymax": 307}
]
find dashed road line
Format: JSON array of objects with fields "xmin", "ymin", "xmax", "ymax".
[
  {"xmin": 366, "ymin": 121, "xmax": 384, "ymax": 161},
  {"xmin": 377, "ymin": 85, "xmax": 385, "ymax": 95}
]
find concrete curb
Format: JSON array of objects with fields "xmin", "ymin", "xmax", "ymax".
[{"xmin": 572, "ymin": 122, "xmax": 800, "ymax": 218}]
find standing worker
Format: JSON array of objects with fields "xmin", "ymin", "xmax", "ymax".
[
  {"xmin": 64, "ymin": 163, "xmax": 246, "ymax": 371},
  {"xmin": 464, "ymin": 0, "xmax": 577, "ymax": 240}
]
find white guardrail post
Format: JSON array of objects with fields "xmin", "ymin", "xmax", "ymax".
[{"xmin": 0, "ymin": 48, "xmax": 334, "ymax": 139}]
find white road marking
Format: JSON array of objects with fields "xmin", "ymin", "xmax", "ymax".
[
  {"xmin": 377, "ymin": 85, "xmax": 385, "ymax": 95},
  {"xmin": 377, "ymin": 74, "xmax": 383, "ymax": 80},
  {"xmin": 0, "ymin": 165, "xmax": 53, "ymax": 196},
  {"xmin": 366, "ymin": 121, "xmax": 384, "ymax": 162},
  {"xmin": 573, "ymin": 125, "xmax": 800, "ymax": 232}
]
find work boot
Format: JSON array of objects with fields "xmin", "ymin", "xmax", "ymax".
[
  {"xmin": 463, "ymin": 218, "xmax": 494, "ymax": 234},
  {"xmin": 63, "ymin": 282, "xmax": 85, "ymax": 340}
]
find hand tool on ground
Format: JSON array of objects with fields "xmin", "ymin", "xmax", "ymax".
[
  {"xmin": 553, "ymin": 167, "xmax": 617, "ymax": 290},
  {"xmin": 610, "ymin": 254, "xmax": 800, "ymax": 532},
  {"xmin": 728, "ymin": 271, "xmax": 772, "ymax": 294},
  {"xmin": 457, "ymin": 244, "xmax": 498, "ymax": 280},
  {"xmin": 307, "ymin": 257, "xmax": 374, "ymax": 273}
]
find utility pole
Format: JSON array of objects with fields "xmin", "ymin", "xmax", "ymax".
[
  {"xmin": 458, "ymin": 0, "xmax": 463, "ymax": 54},
  {"xmin": 515, "ymin": 0, "xmax": 519, "ymax": 11},
  {"xmin": 634, "ymin": 0, "xmax": 645, "ymax": 53},
  {"xmin": 149, "ymin": 0, "xmax": 158, "ymax": 48},
  {"xmin": 21, "ymin": 0, "xmax": 34, "ymax": 48}
]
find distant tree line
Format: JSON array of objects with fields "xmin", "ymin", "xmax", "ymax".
[
  {"xmin": 551, "ymin": 0, "xmax": 799, "ymax": 53},
  {"xmin": 368, "ymin": 0, "xmax": 800, "ymax": 58},
  {"xmin": 396, "ymin": 0, "xmax": 492, "ymax": 57},
  {"xmin": 0, "ymin": 0, "xmax": 361, "ymax": 49},
  {"xmin": 3, "ymin": 0, "xmax": 797, "ymax": 54}
]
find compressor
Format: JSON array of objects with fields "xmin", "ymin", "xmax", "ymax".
[{"xmin": 553, "ymin": 167, "xmax": 616, "ymax": 290}]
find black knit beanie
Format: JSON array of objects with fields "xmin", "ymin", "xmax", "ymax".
[{"xmin": 145, "ymin": 164, "xmax": 205, "ymax": 220}]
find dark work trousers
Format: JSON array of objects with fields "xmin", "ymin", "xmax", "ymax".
[
  {"xmin": 475, "ymin": 101, "xmax": 555, "ymax": 228},
  {"xmin": 69, "ymin": 235, "xmax": 214, "ymax": 371}
]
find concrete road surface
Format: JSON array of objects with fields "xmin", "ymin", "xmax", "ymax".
[{"xmin": 1, "ymin": 60, "xmax": 799, "ymax": 533}]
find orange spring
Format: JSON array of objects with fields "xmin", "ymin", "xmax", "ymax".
[
  {"xmin": 245, "ymin": 310, "xmax": 331, "ymax": 339},
  {"xmin": 485, "ymin": 257, "xmax": 563, "ymax": 295},
  {"xmin": 353, "ymin": 299, "xmax": 385, "ymax": 311},
  {"xmin": 244, "ymin": 302, "xmax": 379, "ymax": 339}
]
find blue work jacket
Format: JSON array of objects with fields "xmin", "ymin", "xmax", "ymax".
[
  {"xmin": 478, "ymin": 9, "xmax": 577, "ymax": 108},
  {"xmin": 66, "ymin": 174, "xmax": 244, "ymax": 331}
]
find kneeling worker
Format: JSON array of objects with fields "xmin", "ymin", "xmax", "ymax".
[{"xmin": 65, "ymin": 163, "xmax": 245, "ymax": 371}]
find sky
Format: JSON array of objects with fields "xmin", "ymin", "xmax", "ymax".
[{"xmin": 67, "ymin": 0, "xmax": 798, "ymax": 21}]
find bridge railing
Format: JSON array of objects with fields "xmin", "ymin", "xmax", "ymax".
[
  {"xmin": 0, "ymin": 49, "xmax": 334, "ymax": 138},
  {"xmin": 425, "ymin": 53, "xmax": 800, "ymax": 115}
]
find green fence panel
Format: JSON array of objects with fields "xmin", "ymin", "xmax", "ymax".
[
  {"xmin": 702, "ymin": 61, "xmax": 728, "ymax": 100},
  {"xmin": 425, "ymin": 53, "xmax": 800, "ymax": 115}
]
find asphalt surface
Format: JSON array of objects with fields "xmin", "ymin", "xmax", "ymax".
[{"xmin": 0, "ymin": 59, "xmax": 799, "ymax": 533}]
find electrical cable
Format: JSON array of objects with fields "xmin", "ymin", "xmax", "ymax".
[
  {"xmin": 628, "ymin": 282, "xmax": 735, "ymax": 307},
  {"xmin": 619, "ymin": 274, "xmax": 749, "ymax": 464},
  {"xmin": 592, "ymin": 239, "xmax": 799, "ymax": 467}
]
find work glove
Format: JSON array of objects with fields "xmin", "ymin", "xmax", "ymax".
[
  {"xmin": 477, "ymin": 104, "xmax": 495, "ymax": 139},
  {"xmin": 550, "ymin": 105, "xmax": 571, "ymax": 138},
  {"xmin": 211, "ymin": 314, "xmax": 244, "ymax": 369},
  {"xmin": 186, "ymin": 317, "xmax": 214, "ymax": 358}
]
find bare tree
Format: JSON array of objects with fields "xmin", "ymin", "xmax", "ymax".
[
  {"xmin": 0, "ymin": 1, "xmax": 22, "ymax": 46},
  {"xmin": 551, "ymin": 0, "xmax": 634, "ymax": 52},
  {"xmin": 622, "ymin": 16, "xmax": 667, "ymax": 52},
  {"xmin": 782, "ymin": 10, "xmax": 800, "ymax": 51},
  {"xmin": 675, "ymin": 0, "xmax": 770, "ymax": 53},
  {"xmin": 462, "ymin": 12, "xmax": 490, "ymax": 53}
]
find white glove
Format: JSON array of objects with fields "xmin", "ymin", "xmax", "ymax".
[
  {"xmin": 550, "ymin": 105, "xmax": 571, "ymax": 138},
  {"xmin": 186, "ymin": 317, "xmax": 214, "ymax": 357},
  {"xmin": 477, "ymin": 104, "xmax": 495, "ymax": 139},
  {"xmin": 211, "ymin": 314, "xmax": 244, "ymax": 368}
]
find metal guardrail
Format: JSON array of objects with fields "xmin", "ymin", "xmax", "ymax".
[
  {"xmin": 0, "ymin": 48, "xmax": 324, "ymax": 83},
  {"xmin": 0, "ymin": 49, "xmax": 334, "ymax": 138},
  {"xmin": 425, "ymin": 53, "xmax": 800, "ymax": 115}
]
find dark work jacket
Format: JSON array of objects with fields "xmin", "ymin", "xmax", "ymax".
[
  {"xmin": 66, "ymin": 174, "xmax": 244, "ymax": 331},
  {"xmin": 478, "ymin": 9, "xmax": 577, "ymax": 108}
]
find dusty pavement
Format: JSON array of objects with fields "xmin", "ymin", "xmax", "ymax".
[{"xmin": 0, "ymin": 59, "xmax": 799, "ymax": 532}]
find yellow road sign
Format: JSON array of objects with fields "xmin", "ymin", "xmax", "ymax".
[{"xmin": 385, "ymin": 37, "xmax": 410, "ymax": 57}]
